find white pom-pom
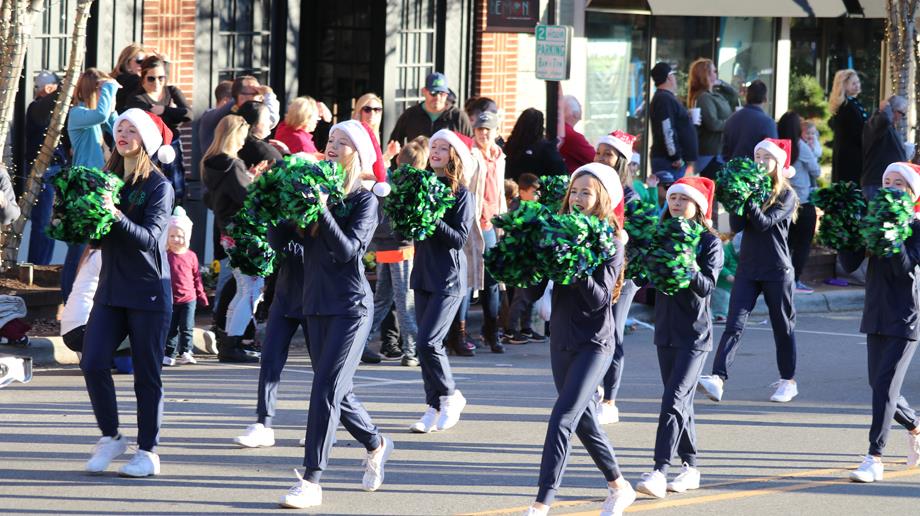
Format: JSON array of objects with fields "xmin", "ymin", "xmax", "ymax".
[
  {"xmin": 157, "ymin": 144, "xmax": 176, "ymax": 164},
  {"xmin": 372, "ymin": 181, "xmax": 391, "ymax": 197},
  {"xmin": 783, "ymin": 165, "xmax": 796, "ymax": 179}
]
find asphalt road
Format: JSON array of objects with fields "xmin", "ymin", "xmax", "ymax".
[{"xmin": 1, "ymin": 310, "xmax": 919, "ymax": 515}]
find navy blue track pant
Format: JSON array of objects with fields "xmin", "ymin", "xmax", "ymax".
[
  {"xmin": 537, "ymin": 348, "xmax": 621, "ymax": 505},
  {"xmin": 866, "ymin": 334, "xmax": 919, "ymax": 456},
  {"xmin": 302, "ymin": 313, "xmax": 381, "ymax": 483},
  {"xmin": 81, "ymin": 304, "xmax": 171, "ymax": 451},
  {"xmin": 415, "ymin": 290, "xmax": 463, "ymax": 410},
  {"xmin": 712, "ymin": 275, "xmax": 797, "ymax": 380},
  {"xmin": 602, "ymin": 280, "xmax": 639, "ymax": 402},
  {"xmin": 257, "ymin": 302, "xmax": 308, "ymax": 428},
  {"xmin": 654, "ymin": 347, "xmax": 708, "ymax": 473}
]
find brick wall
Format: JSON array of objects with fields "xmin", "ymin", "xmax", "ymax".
[
  {"xmin": 474, "ymin": 1, "xmax": 520, "ymax": 138},
  {"xmin": 141, "ymin": 0, "xmax": 197, "ymax": 174}
]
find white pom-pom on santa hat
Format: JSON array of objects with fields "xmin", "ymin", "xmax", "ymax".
[{"xmin": 114, "ymin": 108, "xmax": 176, "ymax": 164}]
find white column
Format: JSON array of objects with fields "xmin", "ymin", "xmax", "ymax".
[{"xmin": 774, "ymin": 17, "xmax": 792, "ymax": 117}]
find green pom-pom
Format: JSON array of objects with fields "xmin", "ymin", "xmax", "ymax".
[
  {"xmin": 537, "ymin": 211, "xmax": 618, "ymax": 285},
  {"xmin": 861, "ymin": 188, "xmax": 914, "ymax": 257},
  {"xmin": 624, "ymin": 198, "xmax": 659, "ymax": 280},
  {"xmin": 811, "ymin": 181, "xmax": 866, "ymax": 251},
  {"xmin": 47, "ymin": 166, "xmax": 125, "ymax": 243},
  {"xmin": 716, "ymin": 157, "xmax": 772, "ymax": 216},
  {"xmin": 223, "ymin": 220, "xmax": 276, "ymax": 277},
  {"xmin": 537, "ymin": 175, "xmax": 570, "ymax": 213},
  {"xmin": 485, "ymin": 201, "xmax": 551, "ymax": 287},
  {"xmin": 384, "ymin": 164, "xmax": 456, "ymax": 241},
  {"xmin": 646, "ymin": 217, "xmax": 704, "ymax": 295}
]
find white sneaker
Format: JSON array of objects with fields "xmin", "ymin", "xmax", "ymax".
[
  {"xmin": 280, "ymin": 469, "xmax": 322, "ymax": 508},
  {"xmin": 118, "ymin": 449, "xmax": 160, "ymax": 477},
  {"xmin": 234, "ymin": 423, "xmax": 275, "ymax": 448},
  {"xmin": 162, "ymin": 356, "xmax": 176, "ymax": 366},
  {"xmin": 85, "ymin": 435, "xmax": 128, "ymax": 473},
  {"xmin": 436, "ymin": 390, "xmax": 467, "ymax": 431},
  {"xmin": 522, "ymin": 507, "xmax": 549, "ymax": 516},
  {"xmin": 635, "ymin": 470, "xmax": 667, "ymax": 498},
  {"xmin": 849, "ymin": 455, "xmax": 883, "ymax": 483},
  {"xmin": 176, "ymin": 352, "xmax": 197, "ymax": 365},
  {"xmin": 597, "ymin": 403, "xmax": 619, "ymax": 425},
  {"xmin": 362, "ymin": 436, "xmax": 394, "ymax": 491},
  {"xmin": 667, "ymin": 463, "xmax": 701, "ymax": 492},
  {"xmin": 600, "ymin": 483, "xmax": 636, "ymax": 516},
  {"xmin": 410, "ymin": 407, "xmax": 439, "ymax": 433},
  {"xmin": 697, "ymin": 375, "xmax": 724, "ymax": 402},
  {"xmin": 769, "ymin": 379, "xmax": 798, "ymax": 403},
  {"xmin": 907, "ymin": 432, "xmax": 920, "ymax": 467}
]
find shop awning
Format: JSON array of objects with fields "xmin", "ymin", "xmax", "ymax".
[{"xmin": 601, "ymin": 0, "xmax": 887, "ymax": 18}]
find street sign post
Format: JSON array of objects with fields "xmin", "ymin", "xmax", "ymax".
[{"xmin": 535, "ymin": 24, "xmax": 572, "ymax": 81}]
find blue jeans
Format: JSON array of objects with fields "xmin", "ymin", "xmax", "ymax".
[
  {"xmin": 166, "ymin": 301, "xmax": 196, "ymax": 358},
  {"xmin": 458, "ymin": 228, "xmax": 500, "ymax": 325},
  {"xmin": 365, "ymin": 260, "xmax": 417, "ymax": 355},
  {"xmin": 27, "ymin": 165, "xmax": 60, "ymax": 265}
]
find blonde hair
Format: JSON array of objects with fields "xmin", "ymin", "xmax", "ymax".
[
  {"xmin": 112, "ymin": 43, "xmax": 146, "ymax": 76},
  {"xmin": 202, "ymin": 115, "xmax": 250, "ymax": 168},
  {"xmin": 829, "ymin": 69, "xmax": 858, "ymax": 115},
  {"xmin": 397, "ymin": 136, "xmax": 429, "ymax": 168},
  {"xmin": 687, "ymin": 58, "xmax": 714, "ymax": 108},
  {"xmin": 353, "ymin": 93, "xmax": 384, "ymax": 132},
  {"xmin": 284, "ymin": 96, "xmax": 318, "ymax": 131}
]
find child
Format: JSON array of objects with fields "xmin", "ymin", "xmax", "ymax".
[
  {"xmin": 408, "ymin": 129, "xmax": 475, "ymax": 433},
  {"xmin": 504, "ymin": 172, "xmax": 546, "ymax": 344},
  {"xmin": 280, "ymin": 119, "xmax": 393, "ymax": 509},
  {"xmin": 842, "ymin": 162, "xmax": 920, "ymax": 483},
  {"xmin": 698, "ymin": 138, "xmax": 799, "ymax": 403},
  {"xmin": 525, "ymin": 162, "xmax": 634, "ymax": 516},
  {"xmin": 504, "ymin": 179, "xmax": 519, "ymax": 210},
  {"xmin": 634, "ymin": 176, "xmax": 723, "ymax": 498},
  {"xmin": 164, "ymin": 207, "xmax": 208, "ymax": 366},
  {"xmin": 80, "ymin": 109, "xmax": 175, "ymax": 477},
  {"xmin": 518, "ymin": 172, "xmax": 540, "ymax": 201}
]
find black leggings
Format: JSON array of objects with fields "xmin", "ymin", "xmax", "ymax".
[{"xmin": 788, "ymin": 203, "xmax": 817, "ymax": 282}]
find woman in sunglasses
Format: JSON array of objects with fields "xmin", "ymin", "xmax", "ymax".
[
  {"xmin": 111, "ymin": 43, "xmax": 147, "ymax": 113},
  {"xmin": 353, "ymin": 93, "xmax": 400, "ymax": 162},
  {"xmin": 126, "ymin": 55, "xmax": 192, "ymax": 202}
]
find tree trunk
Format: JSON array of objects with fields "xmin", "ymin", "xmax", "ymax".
[
  {"xmin": 0, "ymin": 0, "xmax": 46, "ymax": 157},
  {"xmin": 0, "ymin": 0, "xmax": 96, "ymax": 270}
]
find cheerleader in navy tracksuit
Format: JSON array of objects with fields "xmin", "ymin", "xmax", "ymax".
[
  {"xmin": 525, "ymin": 163, "xmax": 635, "ymax": 516},
  {"xmin": 280, "ymin": 120, "xmax": 394, "ymax": 509},
  {"xmin": 635, "ymin": 177, "xmax": 723, "ymax": 499},
  {"xmin": 843, "ymin": 162, "xmax": 920, "ymax": 483},
  {"xmin": 408, "ymin": 129, "xmax": 475, "ymax": 433},
  {"xmin": 593, "ymin": 130, "xmax": 640, "ymax": 425},
  {"xmin": 80, "ymin": 109, "xmax": 176, "ymax": 477},
  {"xmin": 698, "ymin": 138, "xmax": 800, "ymax": 403}
]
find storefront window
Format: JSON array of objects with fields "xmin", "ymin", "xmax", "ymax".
[
  {"xmin": 653, "ymin": 17, "xmax": 716, "ymax": 103},
  {"xmin": 717, "ymin": 17, "xmax": 776, "ymax": 115}
]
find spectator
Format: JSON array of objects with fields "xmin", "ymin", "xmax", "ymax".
[
  {"xmin": 464, "ymin": 96, "xmax": 498, "ymax": 123},
  {"xmin": 111, "ymin": 43, "xmax": 147, "ymax": 113},
  {"xmin": 236, "ymin": 101, "xmax": 283, "ymax": 167},
  {"xmin": 649, "ymin": 62, "xmax": 698, "ymax": 178},
  {"xmin": 504, "ymin": 108, "xmax": 567, "ymax": 181},
  {"xmin": 24, "ymin": 70, "xmax": 68, "ymax": 265},
  {"xmin": 388, "ymin": 72, "xmax": 472, "ymax": 146},
  {"xmin": 558, "ymin": 95, "xmax": 595, "ymax": 173},
  {"xmin": 721, "ymin": 80, "xmax": 777, "ymax": 160},
  {"xmin": 126, "ymin": 55, "xmax": 192, "ymax": 201},
  {"xmin": 197, "ymin": 75, "xmax": 280, "ymax": 155},
  {"xmin": 688, "ymin": 58, "xmax": 735, "ymax": 179},
  {"xmin": 353, "ymin": 93, "xmax": 399, "ymax": 162},
  {"xmin": 214, "ymin": 80, "xmax": 234, "ymax": 108},
  {"xmin": 275, "ymin": 96, "xmax": 320, "ymax": 155},
  {"xmin": 0, "ymin": 164, "xmax": 19, "ymax": 226},
  {"xmin": 829, "ymin": 69, "xmax": 868, "ymax": 184},
  {"xmin": 779, "ymin": 111, "xmax": 819, "ymax": 294},
  {"xmin": 861, "ymin": 95, "xmax": 908, "ymax": 201}
]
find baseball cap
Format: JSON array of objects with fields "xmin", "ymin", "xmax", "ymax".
[
  {"xmin": 651, "ymin": 62, "xmax": 675, "ymax": 86},
  {"xmin": 425, "ymin": 72, "xmax": 449, "ymax": 94},
  {"xmin": 654, "ymin": 170, "xmax": 675, "ymax": 186},
  {"xmin": 474, "ymin": 111, "xmax": 499, "ymax": 130},
  {"xmin": 34, "ymin": 70, "xmax": 60, "ymax": 90}
]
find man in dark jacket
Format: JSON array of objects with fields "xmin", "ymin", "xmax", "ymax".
[
  {"xmin": 721, "ymin": 80, "xmax": 777, "ymax": 160},
  {"xmin": 861, "ymin": 95, "xmax": 908, "ymax": 201},
  {"xmin": 388, "ymin": 72, "xmax": 472, "ymax": 145},
  {"xmin": 650, "ymin": 62, "xmax": 697, "ymax": 178}
]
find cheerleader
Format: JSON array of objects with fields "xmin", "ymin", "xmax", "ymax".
[
  {"xmin": 280, "ymin": 120, "xmax": 393, "ymax": 508},
  {"xmin": 698, "ymin": 138, "xmax": 799, "ymax": 403},
  {"xmin": 525, "ymin": 163, "xmax": 634, "ymax": 516},
  {"xmin": 408, "ymin": 129, "xmax": 475, "ymax": 433},
  {"xmin": 593, "ymin": 130, "xmax": 640, "ymax": 425},
  {"xmin": 81, "ymin": 109, "xmax": 176, "ymax": 477},
  {"xmin": 635, "ymin": 177, "xmax": 723, "ymax": 498},
  {"xmin": 843, "ymin": 162, "xmax": 920, "ymax": 483}
]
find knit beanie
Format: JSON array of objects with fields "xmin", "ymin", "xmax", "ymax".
[{"xmin": 168, "ymin": 206, "xmax": 193, "ymax": 237}]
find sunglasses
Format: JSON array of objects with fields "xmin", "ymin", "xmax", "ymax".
[
  {"xmin": 362, "ymin": 106, "xmax": 383, "ymax": 114},
  {"xmin": 146, "ymin": 75, "xmax": 166, "ymax": 83},
  {"xmin": 135, "ymin": 57, "xmax": 146, "ymax": 64}
]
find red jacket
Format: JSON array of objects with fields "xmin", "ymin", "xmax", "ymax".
[{"xmin": 559, "ymin": 123, "xmax": 595, "ymax": 173}]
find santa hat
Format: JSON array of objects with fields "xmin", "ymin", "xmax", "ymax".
[
  {"xmin": 430, "ymin": 129, "xmax": 475, "ymax": 182},
  {"xmin": 572, "ymin": 162, "xmax": 625, "ymax": 227},
  {"xmin": 114, "ymin": 108, "xmax": 176, "ymax": 164},
  {"xmin": 328, "ymin": 119, "xmax": 390, "ymax": 196},
  {"xmin": 596, "ymin": 130, "xmax": 637, "ymax": 161},
  {"xmin": 667, "ymin": 176, "xmax": 715, "ymax": 224},
  {"xmin": 883, "ymin": 163, "xmax": 920, "ymax": 211},
  {"xmin": 754, "ymin": 138, "xmax": 796, "ymax": 178},
  {"xmin": 168, "ymin": 206, "xmax": 193, "ymax": 237}
]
